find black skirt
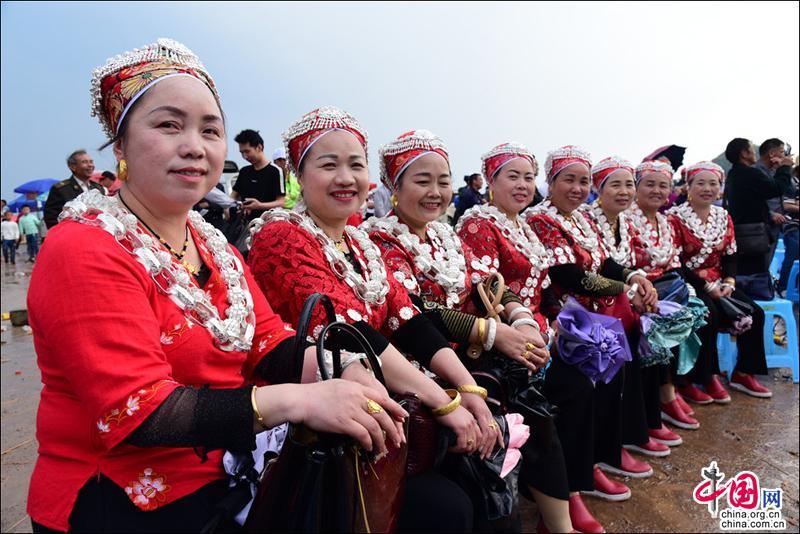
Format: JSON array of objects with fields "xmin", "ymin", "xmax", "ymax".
[{"xmin": 543, "ymin": 354, "xmax": 596, "ymax": 492}]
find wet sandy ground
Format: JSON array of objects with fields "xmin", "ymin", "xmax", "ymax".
[{"xmin": 2, "ymin": 259, "xmax": 798, "ymax": 533}]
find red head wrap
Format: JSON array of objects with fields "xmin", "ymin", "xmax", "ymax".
[
  {"xmin": 634, "ymin": 161, "xmax": 673, "ymax": 185},
  {"xmin": 684, "ymin": 161, "xmax": 725, "ymax": 185},
  {"xmin": 591, "ymin": 156, "xmax": 634, "ymax": 191},
  {"xmin": 91, "ymin": 38, "xmax": 219, "ymax": 139},
  {"xmin": 282, "ymin": 106, "xmax": 367, "ymax": 175},
  {"xmin": 544, "ymin": 145, "xmax": 592, "ymax": 183},
  {"xmin": 480, "ymin": 143, "xmax": 535, "ymax": 183},
  {"xmin": 379, "ymin": 130, "xmax": 449, "ymax": 191}
]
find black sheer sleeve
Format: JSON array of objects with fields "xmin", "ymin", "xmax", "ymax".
[
  {"xmin": 721, "ymin": 255, "xmax": 737, "ymax": 280},
  {"xmin": 127, "ymin": 385, "xmax": 255, "ymax": 452},
  {"xmin": 549, "ymin": 264, "xmax": 625, "ymax": 296},
  {"xmin": 391, "ymin": 294, "xmax": 451, "ymax": 367}
]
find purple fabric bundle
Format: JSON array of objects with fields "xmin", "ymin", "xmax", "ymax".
[{"xmin": 556, "ymin": 297, "xmax": 632, "ymax": 384}]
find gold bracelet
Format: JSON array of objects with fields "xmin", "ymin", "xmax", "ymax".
[
  {"xmin": 431, "ymin": 389, "xmax": 461, "ymax": 417},
  {"xmin": 251, "ymin": 386, "xmax": 268, "ymax": 430},
  {"xmin": 477, "ymin": 318, "xmax": 486, "ymax": 344},
  {"xmin": 457, "ymin": 384, "xmax": 488, "ymax": 400},
  {"xmin": 723, "ymin": 277, "xmax": 736, "ymax": 287}
]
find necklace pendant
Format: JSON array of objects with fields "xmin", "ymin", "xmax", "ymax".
[{"xmin": 182, "ymin": 260, "xmax": 198, "ymax": 275}]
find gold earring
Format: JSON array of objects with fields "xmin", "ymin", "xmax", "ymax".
[
  {"xmin": 391, "ymin": 193, "xmax": 398, "ymax": 208},
  {"xmin": 488, "ymin": 190, "xmax": 494, "ymax": 202},
  {"xmin": 118, "ymin": 159, "xmax": 128, "ymax": 182},
  {"xmin": 598, "ymin": 197, "xmax": 603, "ymax": 207},
  {"xmin": 687, "ymin": 194, "xmax": 692, "ymax": 202}
]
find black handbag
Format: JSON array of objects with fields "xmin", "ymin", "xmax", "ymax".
[
  {"xmin": 244, "ymin": 293, "xmax": 408, "ymax": 533},
  {"xmin": 734, "ymin": 222, "xmax": 771, "ymax": 256},
  {"xmin": 735, "ymin": 272, "xmax": 776, "ymax": 301}
]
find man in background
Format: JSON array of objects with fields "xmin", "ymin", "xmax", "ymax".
[
  {"xmin": 230, "ymin": 130, "xmax": 284, "ymax": 221},
  {"xmin": 755, "ymin": 138, "xmax": 795, "ymax": 266},
  {"xmin": 43, "ymin": 149, "xmax": 103, "ymax": 228}
]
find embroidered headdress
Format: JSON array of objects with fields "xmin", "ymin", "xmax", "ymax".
[
  {"xmin": 481, "ymin": 142, "xmax": 535, "ymax": 183},
  {"xmin": 591, "ymin": 156, "xmax": 634, "ymax": 191},
  {"xmin": 544, "ymin": 145, "xmax": 592, "ymax": 183},
  {"xmin": 684, "ymin": 161, "xmax": 725, "ymax": 185},
  {"xmin": 282, "ymin": 106, "xmax": 368, "ymax": 175},
  {"xmin": 379, "ymin": 130, "xmax": 449, "ymax": 191},
  {"xmin": 90, "ymin": 38, "xmax": 219, "ymax": 139},
  {"xmin": 635, "ymin": 161, "xmax": 674, "ymax": 185}
]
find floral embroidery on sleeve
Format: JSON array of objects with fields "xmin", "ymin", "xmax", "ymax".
[{"xmin": 96, "ymin": 380, "xmax": 173, "ymax": 434}]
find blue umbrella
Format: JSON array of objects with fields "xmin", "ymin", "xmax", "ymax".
[
  {"xmin": 13, "ymin": 178, "xmax": 59, "ymax": 195},
  {"xmin": 7, "ymin": 192, "xmax": 47, "ymax": 213}
]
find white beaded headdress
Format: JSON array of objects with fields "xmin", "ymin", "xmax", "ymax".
[
  {"xmin": 282, "ymin": 106, "xmax": 368, "ymax": 175},
  {"xmin": 378, "ymin": 129, "xmax": 449, "ymax": 191},
  {"xmin": 90, "ymin": 38, "xmax": 218, "ymax": 139},
  {"xmin": 591, "ymin": 156, "xmax": 634, "ymax": 190},
  {"xmin": 635, "ymin": 160, "xmax": 674, "ymax": 184},
  {"xmin": 684, "ymin": 161, "xmax": 725, "ymax": 184},
  {"xmin": 544, "ymin": 145, "xmax": 592, "ymax": 183},
  {"xmin": 480, "ymin": 142, "xmax": 534, "ymax": 182}
]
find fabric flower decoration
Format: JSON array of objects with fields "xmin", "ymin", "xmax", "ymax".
[{"xmin": 556, "ymin": 297, "xmax": 632, "ymax": 384}]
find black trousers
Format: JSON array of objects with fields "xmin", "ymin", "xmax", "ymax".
[
  {"xmin": 543, "ymin": 355, "xmax": 596, "ymax": 492},
  {"xmin": 621, "ymin": 355, "xmax": 651, "ymax": 446},
  {"xmin": 677, "ymin": 291, "xmax": 721, "ymax": 386},
  {"xmin": 398, "ymin": 471, "xmax": 474, "ymax": 532},
  {"xmin": 641, "ymin": 363, "xmax": 665, "ymax": 430},
  {"xmin": 519, "ymin": 416, "xmax": 570, "ymax": 500},
  {"xmin": 593, "ymin": 366, "xmax": 624, "ymax": 468},
  {"xmin": 679, "ymin": 289, "xmax": 768, "ymax": 385}
]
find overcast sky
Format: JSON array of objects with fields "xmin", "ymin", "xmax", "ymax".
[{"xmin": 2, "ymin": 1, "xmax": 798, "ymax": 201}]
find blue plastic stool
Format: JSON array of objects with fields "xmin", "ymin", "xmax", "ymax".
[
  {"xmin": 769, "ymin": 246, "xmax": 785, "ymax": 279},
  {"xmin": 786, "ymin": 260, "xmax": 799, "ymax": 304},
  {"xmin": 716, "ymin": 332, "xmax": 738, "ymax": 378},
  {"xmin": 755, "ymin": 298, "xmax": 799, "ymax": 383}
]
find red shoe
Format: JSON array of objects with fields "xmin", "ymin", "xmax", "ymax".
[
  {"xmin": 729, "ymin": 372, "xmax": 773, "ymax": 398},
  {"xmin": 661, "ymin": 399, "xmax": 700, "ymax": 430},
  {"xmin": 648, "ymin": 424, "xmax": 683, "ymax": 447},
  {"xmin": 704, "ymin": 375, "xmax": 731, "ymax": 403},
  {"xmin": 676, "ymin": 383, "xmax": 713, "ymax": 405},
  {"xmin": 675, "ymin": 391, "xmax": 695, "ymax": 415},
  {"xmin": 598, "ymin": 449, "xmax": 654, "ymax": 478},
  {"xmin": 582, "ymin": 466, "xmax": 632, "ymax": 501},
  {"xmin": 624, "ymin": 437, "xmax": 671, "ymax": 457},
  {"xmin": 569, "ymin": 494, "xmax": 605, "ymax": 533}
]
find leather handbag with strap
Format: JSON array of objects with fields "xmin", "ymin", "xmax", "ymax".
[{"xmin": 244, "ymin": 293, "xmax": 408, "ymax": 533}]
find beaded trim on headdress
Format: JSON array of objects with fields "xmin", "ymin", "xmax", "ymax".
[
  {"xmin": 282, "ymin": 106, "xmax": 368, "ymax": 175},
  {"xmin": 591, "ymin": 156, "xmax": 634, "ymax": 190},
  {"xmin": 544, "ymin": 145, "xmax": 592, "ymax": 182},
  {"xmin": 480, "ymin": 142, "xmax": 533, "ymax": 182},
  {"xmin": 90, "ymin": 38, "xmax": 217, "ymax": 139},
  {"xmin": 635, "ymin": 161, "xmax": 674, "ymax": 184},
  {"xmin": 684, "ymin": 161, "xmax": 725, "ymax": 184},
  {"xmin": 378, "ymin": 129, "xmax": 449, "ymax": 191}
]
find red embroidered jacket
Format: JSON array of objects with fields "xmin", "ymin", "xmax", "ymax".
[
  {"xmin": 27, "ymin": 220, "xmax": 293, "ymax": 531},
  {"xmin": 248, "ymin": 218, "xmax": 419, "ymax": 340},
  {"xmin": 668, "ymin": 207, "xmax": 737, "ymax": 283},
  {"xmin": 456, "ymin": 209, "xmax": 550, "ymax": 332}
]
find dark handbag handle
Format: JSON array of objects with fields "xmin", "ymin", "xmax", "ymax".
[
  {"xmin": 292, "ymin": 293, "xmax": 337, "ymax": 383},
  {"xmin": 315, "ymin": 321, "xmax": 386, "ymax": 385}
]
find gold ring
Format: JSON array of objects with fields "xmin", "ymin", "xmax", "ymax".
[
  {"xmin": 467, "ymin": 439, "xmax": 475, "ymax": 446},
  {"xmin": 366, "ymin": 399, "xmax": 383, "ymax": 415},
  {"xmin": 525, "ymin": 342, "xmax": 535, "ymax": 351},
  {"xmin": 488, "ymin": 422, "xmax": 497, "ymax": 430},
  {"xmin": 651, "ymin": 288, "xmax": 657, "ymax": 293},
  {"xmin": 522, "ymin": 351, "xmax": 532, "ymax": 360}
]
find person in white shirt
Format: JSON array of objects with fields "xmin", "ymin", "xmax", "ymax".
[{"xmin": 1, "ymin": 211, "xmax": 20, "ymax": 264}]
